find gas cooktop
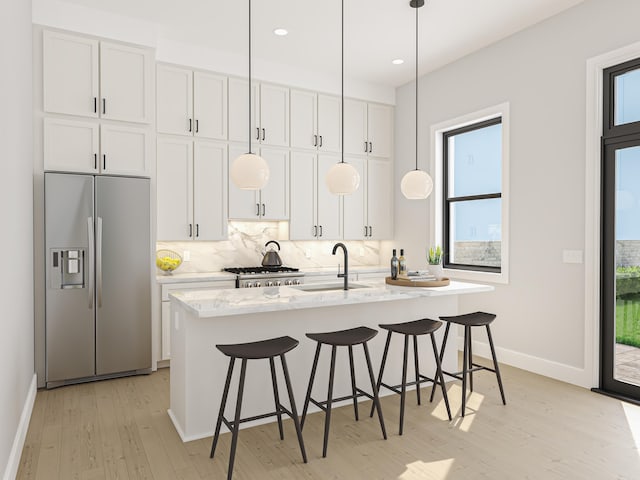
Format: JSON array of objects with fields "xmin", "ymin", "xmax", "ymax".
[{"xmin": 223, "ymin": 266, "xmax": 300, "ymax": 275}]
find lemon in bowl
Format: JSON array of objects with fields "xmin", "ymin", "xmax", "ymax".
[{"xmin": 156, "ymin": 250, "xmax": 183, "ymax": 274}]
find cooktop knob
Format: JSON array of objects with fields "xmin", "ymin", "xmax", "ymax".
[
  {"xmin": 254, "ymin": 281, "xmax": 261, "ymax": 288},
  {"xmin": 275, "ymin": 280, "xmax": 282, "ymax": 286},
  {"xmin": 265, "ymin": 280, "xmax": 274, "ymax": 287},
  {"xmin": 294, "ymin": 279, "xmax": 302, "ymax": 285},
  {"xmin": 284, "ymin": 279, "xmax": 292, "ymax": 286}
]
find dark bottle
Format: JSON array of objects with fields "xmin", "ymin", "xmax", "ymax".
[
  {"xmin": 399, "ymin": 249, "xmax": 407, "ymax": 277},
  {"xmin": 391, "ymin": 249, "xmax": 399, "ymax": 280}
]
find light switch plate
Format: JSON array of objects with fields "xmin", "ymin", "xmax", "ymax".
[{"xmin": 562, "ymin": 250, "xmax": 583, "ymax": 264}]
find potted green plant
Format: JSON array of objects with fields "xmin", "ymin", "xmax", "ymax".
[{"xmin": 427, "ymin": 245, "xmax": 444, "ymax": 280}]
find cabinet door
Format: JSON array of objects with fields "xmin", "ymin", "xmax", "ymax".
[
  {"xmin": 161, "ymin": 301, "xmax": 171, "ymax": 360},
  {"xmin": 317, "ymin": 155, "xmax": 342, "ymax": 240},
  {"xmin": 227, "ymin": 144, "xmax": 260, "ymax": 219},
  {"xmin": 260, "ymin": 84, "xmax": 289, "ymax": 147},
  {"xmin": 367, "ymin": 159, "xmax": 393, "ymax": 239},
  {"xmin": 259, "ymin": 148, "xmax": 290, "ymax": 220},
  {"xmin": 342, "ymin": 156, "xmax": 366, "ymax": 240},
  {"xmin": 193, "ymin": 141, "xmax": 228, "ymax": 240},
  {"xmin": 228, "ymin": 78, "xmax": 259, "ymax": 144},
  {"xmin": 43, "ymin": 118, "xmax": 99, "ymax": 173},
  {"xmin": 43, "ymin": 31, "xmax": 99, "ymax": 118},
  {"xmin": 100, "ymin": 125, "xmax": 150, "ymax": 177},
  {"xmin": 156, "ymin": 64, "xmax": 193, "ymax": 136},
  {"xmin": 100, "ymin": 41, "xmax": 152, "ymax": 123},
  {"xmin": 317, "ymin": 95, "xmax": 341, "ymax": 153},
  {"xmin": 367, "ymin": 104, "xmax": 393, "ymax": 158},
  {"xmin": 344, "ymin": 99, "xmax": 368, "ymax": 156},
  {"xmin": 289, "ymin": 151, "xmax": 317, "ymax": 240},
  {"xmin": 156, "ymin": 137, "xmax": 193, "ymax": 240},
  {"xmin": 194, "ymin": 72, "xmax": 227, "ymax": 140},
  {"xmin": 290, "ymin": 89, "xmax": 317, "ymax": 150}
]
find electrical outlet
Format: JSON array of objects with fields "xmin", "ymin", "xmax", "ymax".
[
  {"xmin": 359, "ymin": 247, "xmax": 365, "ymax": 256},
  {"xmin": 183, "ymin": 250, "xmax": 191, "ymax": 261},
  {"xmin": 562, "ymin": 250, "xmax": 583, "ymax": 264}
]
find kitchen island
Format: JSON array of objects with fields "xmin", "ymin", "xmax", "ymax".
[{"xmin": 168, "ymin": 279, "xmax": 493, "ymax": 441}]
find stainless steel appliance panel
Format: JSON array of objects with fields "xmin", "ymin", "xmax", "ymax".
[
  {"xmin": 95, "ymin": 176, "xmax": 151, "ymax": 375},
  {"xmin": 45, "ymin": 173, "xmax": 95, "ymax": 382}
]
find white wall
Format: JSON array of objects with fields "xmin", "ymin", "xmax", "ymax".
[
  {"xmin": 394, "ymin": 0, "xmax": 640, "ymax": 387},
  {"xmin": 0, "ymin": 0, "xmax": 36, "ymax": 478}
]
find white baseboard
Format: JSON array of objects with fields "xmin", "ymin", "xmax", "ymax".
[
  {"xmin": 457, "ymin": 336, "xmax": 592, "ymax": 389},
  {"xmin": 3, "ymin": 373, "xmax": 37, "ymax": 480}
]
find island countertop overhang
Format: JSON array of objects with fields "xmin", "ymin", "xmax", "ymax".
[{"xmin": 168, "ymin": 279, "xmax": 494, "ymax": 318}]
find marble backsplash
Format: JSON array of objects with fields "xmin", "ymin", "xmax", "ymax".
[{"xmin": 157, "ymin": 221, "xmax": 382, "ymax": 273}]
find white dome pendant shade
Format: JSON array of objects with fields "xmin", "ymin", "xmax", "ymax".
[
  {"xmin": 326, "ymin": 161, "xmax": 360, "ymax": 195},
  {"xmin": 230, "ymin": 153, "xmax": 270, "ymax": 190},
  {"xmin": 230, "ymin": 0, "xmax": 269, "ymax": 191},
  {"xmin": 401, "ymin": 168, "xmax": 433, "ymax": 199},
  {"xmin": 401, "ymin": 0, "xmax": 433, "ymax": 201}
]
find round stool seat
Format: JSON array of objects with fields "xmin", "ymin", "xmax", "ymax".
[
  {"xmin": 379, "ymin": 318, "xmax": 442, "ymax": 336},
  {"xmin": 440, "ymin": 311, "xmax": 496, "ymax": 326},
  {"xmin": 216, "ymin": 336, "xmax": 299, "ymax": 359},
  {"xmin": 306, "ymin": 326, "xmax": 377, "ymax": 346}
]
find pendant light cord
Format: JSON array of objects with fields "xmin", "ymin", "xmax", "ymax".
[
  {"xmin": 248, "ymin": 0, "xmax": 253, "ymax": 155},
  {"xmin": 340, "ymin": 0, "xmax": 345, "ymax": 164},
  {"xmin": 415, "ymin": 2, "xmax": 419, "ymax": 171}
]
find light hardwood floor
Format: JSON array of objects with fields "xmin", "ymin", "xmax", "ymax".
[{"xmin": 17, "ymin": 361, "xmax": 640, "ymax": 479}]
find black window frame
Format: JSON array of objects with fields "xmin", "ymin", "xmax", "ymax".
[
  {"xmin": 603, "ymin": 56, "xmax": 640, "ymax": 138},
  {"xmin": 442, "ymin": 116, "xmax": 502, "ymax": 273}
]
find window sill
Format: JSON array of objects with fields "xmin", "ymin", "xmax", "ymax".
[{"xmin": 443, "ymin": 267, "xmax": 508, "ymax": 285}]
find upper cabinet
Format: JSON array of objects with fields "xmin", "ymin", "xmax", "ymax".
[
  {"xmin": 344, "ymin": 100, "xmax": 393, "ymax": 158},
  {"xmin": 43, "ymin": 31, "xmax": 153, "ymax": 124},
  {"xmin": 156, "ymin": 64, "xmax": 227, "ymax": 139},
  {"xmin": 228, "ymin": 78, "xmax": 289, "ymax": 148},
  {"xmin": 290, "ymin": 90, "xmax": 341, "ymax": 153}
]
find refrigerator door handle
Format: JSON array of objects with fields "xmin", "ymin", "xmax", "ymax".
[
  {"xmin": 96, "ymin": 216, "xmax": 103, "ymax": 308},
  {"xmin": 87, "ymin": 217, "xmax": 94, "ymax": 309}
]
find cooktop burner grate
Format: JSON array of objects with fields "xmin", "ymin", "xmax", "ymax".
[{"xmin": 223, "ymin": 266, "xmax": 300, "ymax": 275}]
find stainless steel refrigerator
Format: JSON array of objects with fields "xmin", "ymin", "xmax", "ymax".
[{"xmin": 45, "ymin": 173, "xmax": 151, "ymax": 388}]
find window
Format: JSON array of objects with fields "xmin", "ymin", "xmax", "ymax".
[{"xmin": 432, "ymin": 103, "xmax": 509, "ymax": 282}]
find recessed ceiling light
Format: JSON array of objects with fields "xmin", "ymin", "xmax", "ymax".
[
  {"xmin": 273, "ymin": 28, "xmax": 288, "ymax": 36},
  {"xmin": 392, "ymin": 59, "xmax": 404, "ymax": 65}
]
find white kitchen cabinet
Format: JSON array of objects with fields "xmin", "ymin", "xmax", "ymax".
[
  {"xmin": 157, "ymin": 64, "xmax": 227, "ymax": 139},
  {"xmin": 43, "ymin": 31, "xmax": 153, "ymax": 123},
  {"xmin": 228, "ymin": 145, "xmax": 289, "ymax": 220},
  {"xmin": 228, "ymin": 78, "xmax": 289, "ymax": 147},
  {"xmin": 344, "ymin": 99, "xmax": 393, "ymax": 158},
  {"xmin": 290, "ymin": 151, "xmax": 341, "ymax": 240},
  {"xmin": 44, "ymin": 118, "xmax": 150, "ymax": 176},
  {"xmin": 343, "ymin": 157, "xmax": 393, "ymax": 240},
  {"xmin": 290, "ymin": 90, "xmax": 341, "ymax": 152},
  {"xmin": 157, "ymin": 136, "xmax": 228, "ymax": 241}
]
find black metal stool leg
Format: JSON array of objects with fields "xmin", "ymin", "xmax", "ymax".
[
  {"xmin": 280, "ymin": 354, "xmax": 308, "ymax": 463},
  {"xmin": 399, "ymin": 334, "xmax": 409, "ymax": 435},
  {"xmin": 370, "ymin": 330, "xmax": 392, "ymax": 418},
  {"xmin": 269, "ymin": 357, "xmax": 284, "ymax": 440},
  {"xmin": 486, "ymin": 325, "xmax": 507, "ymax": 405},
  {"xmin": 430, "ymin": 322, "xmax": 450, "ymax": 403},
  {"xmin": 363, "ymin": 342, "xmax": 387, "ymax": 440},
  {"xmin": 301, "ymin": 343, "xmax": 321, "ymax": 429},
  {"xmin": 322, "ymin": 346, "xmax": 337, "ymax": 458},
  {"xmin": 413, "ymin": 335, "xmax": 421, "ymax": 406},
  {"xmin": 227, "ymin": 359, "xmax": 247, "ymax": 480},
  {"xmin": 461, "ymin": 326, "xmax": 469, "ymax": 417},
  {"xmin": 210, "ymin": 357, "xmax": 235, "ymax": 459},
  {"xmin": 348, "ymin": 345, "xmax": 359, "ymax": 421},
  {"xmin": 430, "ymin": 332, "xmax": 452, "ymax": 421},
  {"xmin": 468, "ymin": 328, "xmax": 474, "ymax": 393}
]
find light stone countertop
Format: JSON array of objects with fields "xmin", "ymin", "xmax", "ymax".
[{"xmin": 169, "ymin": 278, "xmax": 493, "ymax": 318}]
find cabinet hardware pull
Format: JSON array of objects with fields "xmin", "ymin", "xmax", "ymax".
[
  {"xmin": 102, "ymin": 98, "xmax": 106, "ymax": 115},
  {"xmin": 369, "ymin": 226, "xmax": 373, "ymax": 237},
  {"xmin": 364, "ymin": 225, "xmax": 368, "ymax": 236},
  {"xmin": 319, "ymin": 135, "xmax": 323, "ymax": 147},
  {"xmin": 196, "ymin": 224, "xmax": 200, "ymax": 237},
  {"xmin": 188, "ymin": 224, "xmax": 193, "ymax": 237},
  {"xmin": 102, "ymin": 154, "xmax": 106, "ymax": 170},
  {"xmin": 369, "ymin": 141, "xmax": 372, "ymax": 153},
  {"xmin": 188, "ymin": 118, "xmax": 192, "ymax": 132},
  {"xmin": 262, "ymin": 203, "xmax": 266, "ymax": 216},
  {"xmin": 256, "ymin": 127, "xmax": 260, "ymax": 140},
  {"xmin": 262, "ymin": 128, "xmax": 265, "ymax": 141},
  {"xmin": 94, "ymin": 153, "xmax": 97, "ymax": 170},
  {"xmin": 195, "ymin": 119, "xmax": 199, "ymax": 133},
  {"xmin": 319, "ymin": 225, "xmax": 323, "ymax": 237},
  {"xmin": 314, "ymin": 225, "xmax": 318, "ymax": 237},
  {"xmin": 256, "ymin": 203, "xmax": 260, "ymax": 216},
  {"xmin": 313, "ymin": 135, "xmax": 317, "ymax": 147},
  {"xmin": 93, "ymin": 97, "xmax": 97, "ymax": 113},
  {"xmin": 364, "ymin": 141, "xmax": 368, "ymax": 153}
]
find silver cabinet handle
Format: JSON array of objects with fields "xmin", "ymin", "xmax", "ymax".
[
  {"xmin": 262, "ymin": 203, "xmax": 266, "ymax": 216},
  {"xmin": 256, "ymin": 203, "xmax": 260, "ymax": 216},
  {"xmin": 96, "ymin": 217, "xmax": 103, "ymax": 308},
  {"xmin": 87, "ymin": 217, "xmax": 94, "ymax": 309}
]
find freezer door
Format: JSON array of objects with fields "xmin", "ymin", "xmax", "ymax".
[
  {"xmin": 45, "ymin": 173, "xmax": 96, "ymax": 383},
  {"xmin": 95, "ymin": 176, "xmax": 151, "ymax": 375}
]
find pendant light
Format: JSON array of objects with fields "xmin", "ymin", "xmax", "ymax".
[
  {"xmin": 326, "ymin": 0, "xmax": 360, "ymax": 195},
  {"xmin": 400, "ymin": 0, "xmax": 433, "ymax": 200},
  {"xmin": 230, "ymin": 0, "xmax": 269, "ymax": 190}
]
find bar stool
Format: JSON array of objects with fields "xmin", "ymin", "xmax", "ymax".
[
  {"xmin": 210, "ymin": 336, "xmax": 307, "ymax": 480},
  {"xmin": 370, "ymin": 318, "xmax": 452, "ymax": 435},
  {"xmin": 301, "ymin": 326, "xmax": 387, "ymax": 458},
  {"xmin": 430, "ymin": 312, "xmax": 506, "ymax": 417}
]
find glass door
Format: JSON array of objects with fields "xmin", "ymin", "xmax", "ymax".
[{"xmin": 600, "ymin": 58, "xmax": 640, "ymax": 401}]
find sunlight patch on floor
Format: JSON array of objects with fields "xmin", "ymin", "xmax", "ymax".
[
  {"xmin": 399, "ymin": 458, "xmax": 454, "ymax": 479},
  {"xmin": 446, "ymin": 384, "xmax": 484, "ymax": 432},
  {"xmin": 623, "ymin": 402, "xmax": 640, "ymax": 452}
]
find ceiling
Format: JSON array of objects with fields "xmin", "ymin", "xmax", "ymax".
[{"xmin": 57, "ymin": 0, "xmax": 585, "ymax": 87}]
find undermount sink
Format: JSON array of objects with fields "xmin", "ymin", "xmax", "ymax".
[{"xmin": 291, "ymin": 282, "xmax": 370, "ymax": 292}]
